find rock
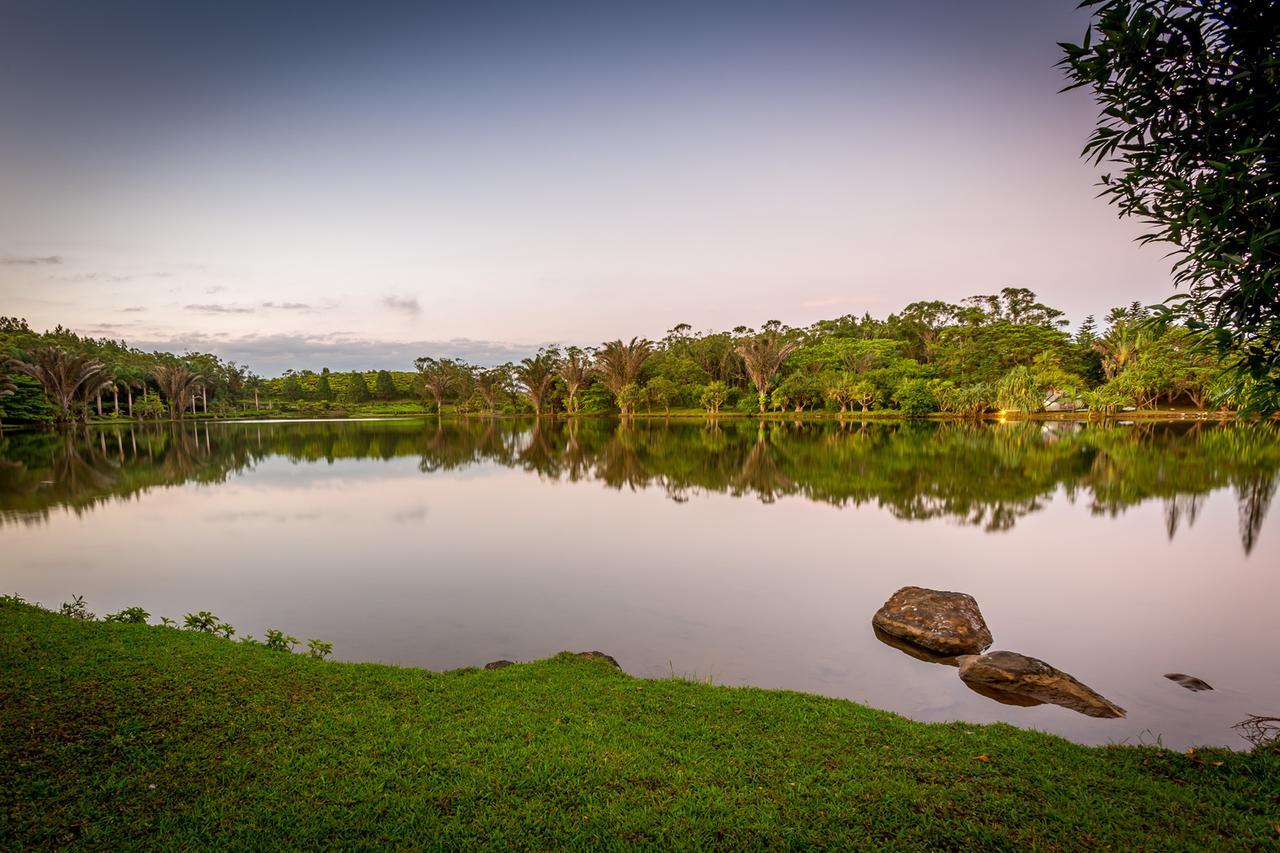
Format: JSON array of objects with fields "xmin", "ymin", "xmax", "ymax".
[
  {"xmin": 483, "ymin": 659, "xmax": 515, "ymax": 670},
  {"xmin": 1164, "ymin": 673, "xmax": 1213, "ymax": 692},
  {"xmin": 871, "ymin": 586, "xmax": 993, "ymax": 655},
  {"xmin": 957, "ymin": 651, "xmax": 1126, "ymax": 718},
  {"xmin": 576, "ymin": 650, "xmax": 620, "ymax": 669},
  {"xmin": 872, "ymin": 625, "xmax": 960, "ymax": 667}
]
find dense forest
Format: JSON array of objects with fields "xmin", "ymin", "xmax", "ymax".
[{"xmin": 0, "ymin": 288, "xmax": 1247, "ymax": 428}]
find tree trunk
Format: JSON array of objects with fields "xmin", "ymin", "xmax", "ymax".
[
  {"xmin": 96, "ymin": 390, "xmax": 103, "ymax": 417},
  {"xmin": 113, "ymin": 385, "xmax": 119, "ymax": 415},
  {"xmin": 254, "ymin": 389, "xmax": 260, "ymax": 409},
  {"xmin": 202, "ymin": 386, "xmax": 208, "ymax": 412},
  {"xmin": 127, "ymin": 385, "xmax": 134, "ymax": 417}
]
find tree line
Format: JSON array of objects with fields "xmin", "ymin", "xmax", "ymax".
[{"xmin": 0, "ymin": 288, "xmax": 1251, "ymax": 428}]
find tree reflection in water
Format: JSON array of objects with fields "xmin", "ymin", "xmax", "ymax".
[{"xmin": 1, "ymin": 418, "xmax": 1276, "ymax": 552}]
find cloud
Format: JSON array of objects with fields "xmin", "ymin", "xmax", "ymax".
[
  {"xmin": 799, "ymin": 296, "xmax": 880, "ymax": 309},
  {"xmin": 205, "ymin": 285, "xmax": 227, "ymax": 294},
  {"xmin": 382, "ymin": 294, "xmax": 422, "ymax": 316},
  {"xmin": 57, "ymin": 272, "xmax": 133, "ymax": 283},
  {"xmin": 261, "ymin": 301, "xmax": 313, "ymax": 310},
  {"xmin": 184, "ymin": 303, "xmax": 255, "ymax": 314},
  {"xmin": 2, "ymin": 255, "xmax": 62, "ymax": 266},
  {"xmin": 122, "ymin": 307, "xmax": 148, "ymax": 313},
  {"xmin": 126, "ymin": 331, "xmax": 547, "ymax": 374}
]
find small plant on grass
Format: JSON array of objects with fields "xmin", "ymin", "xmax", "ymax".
[
  {"xmin": 105, "ymin": 606, "xmax": 150, "ymax": 624},
  {"xmin": 264, "ymin": 629, "xmax": 298, "ymax": 653},
  {"xmin": 159, "ymin": 616, "xmax": 175, "ymax": 628},
  {"xmin": 240, "ymin": 634, "xmax": 258, "ymax": 644},
  {"xmin": 306, "ymin": 639, "xmax": 334, "ymax": 660},
  {"xmin": 183, "ymin": 611, "xmax": 219, "ymax": 633},
  {"xmin": 60, "ymin": 595, "xmax": 95, "ymax": 621},
  {"xmin": 215, "ymin": 622, "xmax": 236, "ymax": 640}
]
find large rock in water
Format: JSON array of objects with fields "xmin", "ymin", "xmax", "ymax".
[
  {"xmin": 957, "ymin": 651, "xmax": 1126, "ymax": 718},
  {"xmin": 872, "ymin": 586, "xmax": 993, "ymax": 655}
]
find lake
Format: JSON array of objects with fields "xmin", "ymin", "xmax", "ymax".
[{"xmin": 2, "ymin": 417, "xmax": 1276, "ymax": 749}]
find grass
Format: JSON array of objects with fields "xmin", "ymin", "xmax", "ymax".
[{"xmin": 2, "ymin": 600, "xmax": 1277, "ymax": 849}]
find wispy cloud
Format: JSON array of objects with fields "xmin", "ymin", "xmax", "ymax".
[
  {"xmin": 127, "ymin": 331, "xmax": 545, "ymax": 374},
  {"xmin": 184, "ymin": 303, "xmax": 255, "ymax": 314},
  {"xmin": 262, "ymin": 301, "xmax": 313, "ymax": 310},
  {"xmin": 122, "ymin": 306, "xmax": 148, "ymax": 313},
  {"xmin": 799, "ymin": 296, "xmax": 880, "ymax": 309},
  {"xmin": 2, "ymin": 255, "xmax": 62, "ymax": 266},
  {"xmin": 382, "ymin": 294, "xmax": 422, "ymax": 316}
]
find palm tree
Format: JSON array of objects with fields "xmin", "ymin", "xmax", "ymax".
[
  {"xmin": 473, "ymin": 365, "xmax": 511, "ymax": 415},
  {"xmin": 7, "ymin": 347, "xmax": 106, "ymax": 423},
  {"xmin": 594, "ymin": 338, "xmax": 653, "ymax": 414},
  {"xmin": 150, "ymin": 364, "xmax": 203, "ymax": 419},
  {"xmin": 515, "ymin": 350, "xmax": 558, "ymax": 416},
  {"xmin": 735, "ymin": 333, "xmax": 799, "ymax": 413},
  {"xmin": 245, "ymin": 373, "xmax": 264, "ymax": 410},
  {"xmin": 414, "ymin": 357, "xmax": 462, "ymax": 414},
  {"xmin": 557, "ymin": 346, "xmax": 593, "ymax": 415},
  {"xmin": 1093, "ymin": 306, "xmax": 1146, "ymax": 381}
]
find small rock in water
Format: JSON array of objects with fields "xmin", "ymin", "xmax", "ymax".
[
  {"xmin": 957, "ymin": 651, "xmax": 1126, "ymax": 719},
  {"xmin": 483, "ymin": 660, "xmax": 515, "ymax": 670},
  {"xmin": 1164, "ymin": 673, "xmax": 1213, "ymax": 692},
  {"xmin": 872, "ymin": 586, "xmax": 993, "ymax": 655},
  {"xmin": 576, "ymin": 650, "xmax": 621, "ymax": 669}
]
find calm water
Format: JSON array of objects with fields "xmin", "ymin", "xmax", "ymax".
[{"xmin": 2, "ymin": 417, "xmax": 1277, "ymax": 749}]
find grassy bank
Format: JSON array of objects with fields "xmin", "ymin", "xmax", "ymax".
[{"xmin": 2, "ymin": 600, "xmax": 1276, "ymax": 848}]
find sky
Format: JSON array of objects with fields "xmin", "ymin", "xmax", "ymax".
[{"xmin": 0, "ymin": 1, "xmax": 1176, "ymax": 374}]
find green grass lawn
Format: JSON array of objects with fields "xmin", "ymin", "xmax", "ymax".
[{"xmin": 2, "ymin": 600, "xmax": 1276, "ymax": 849}]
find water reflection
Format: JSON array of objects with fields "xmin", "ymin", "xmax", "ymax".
[{"xmin": 1, "ymin": 418, "xmax": 1277, "ymax": 552}]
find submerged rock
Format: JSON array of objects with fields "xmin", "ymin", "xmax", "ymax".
[
  {"xmin": 872, "ymin": 586, "xmax": 993, "ymax": 655},
  {"xmin": 957, "ymin": 651, "xmax": 1126, "ymax": 719},
  {"xmin": 483, "ymin": 660, "xmax": 515, "ymax": 670},
  {"xmin": 872, "ymin": 625, "xmax": 961, "ymax": 667},
  {"xmin": 1164, "ymin": 673, "xmax": 1213, "ymax": 692},
  {"xmin": 576, "ymin": 650, "xmax": 621, "ymax": 669}
]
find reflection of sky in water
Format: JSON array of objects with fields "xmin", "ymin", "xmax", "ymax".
[{"xmin": 1, "ymin": 420, "xmax": 1277, "ymax": 750}]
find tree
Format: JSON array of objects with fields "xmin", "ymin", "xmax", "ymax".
[
  {"xmin": 1061, "ymin": 1, "xmax": 1280, "ymax": 411},
  {"xmin": 735, "ymin": 333, "xmax": 799, "ymax": 413},
  {"xmin": 557, "ymin": 347, "xmax": 593, "ymax": 415},
  {"xmin": 473, "ymin": 366, "xmax": 511, "ymax": 414},
  {"xmin": 414, "ymin": 357, "xmax": 462, "ymax": 414},
  {"xmin": 892, "ymin": 378, "xmax": 938, "ymax": 417},
  {"xmin": 646, "ymin": 376, "xmax": 677, "ymax": 415},
  {"xmin": 315, "ymin": 369, "xmax": 335, "ymax": 402},
  {"xmin": 343, "ymin": 371, "xmax": 371, "ymax": 404},
  {"xmin": 616, "ymin": 382, "xmax": 646, "ymax": 416},
  {"xmin": 700, "ymin": 381, "xmax": 729, "ymax": 414},
  {"xmin": 245, "ymin": 373, "xmax": 264, "ymax": 410},
  {"xmin": 7, "ymin": 347, "xmax": 105, "ymax": 423},
  {"xmin": 515, "ymin": 351, "xmax": 558, "ymax": 416},
  {"xmin": 374, "ymin": 370, "xmax": 398, "ymax": 400},
  {"xmin": 150, "ymin": 363, "xmax": 203, "ymax": 419},
  {"xmin": 595, "ymin": 338, "xmax": 654, "ymax": 410},
  {"xmin": 0, "ymin": 364, "xmax": 15, "ymax": 431},
  {"xmin": 996, "ymin": 365, "xmax": 1044, "ymax": 414},
  {"xmin": 281, "ymin": 372, "xmax": 305, "ymax": 402}
]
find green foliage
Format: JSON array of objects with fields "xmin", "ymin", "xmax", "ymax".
[
  {"xmin": 771, "ymin": 372, "xmax": 823, "ymax": 412},
  {"xmin": 615, "ymin": 382, "xmax": 646, "ymax": 416},
  {"xmin": 374, "ymin": 370, "xmax": 399, "ymax": 400},
  {"xmin": 183, "ymin": 611, "xmax": 219, "ymax": 634},
  {"xmin": 891, "ymin": 378, "xmax": 937, "ymax": 417},
  {"xmin": 699, "ymin": 381, "xmax": 729, "ymax": 414},
  {"xmin": 307, "ymin": 638, "xmax": 334, "ymax": 660},
  {"xmin": 1061, "ymin": 2, "xmax": 1280, "ymax": 411},
  {"xmin": 104, "ymin": 606, "xmax": 150, "ymax": 624},
  {"xmin": 342, "ymin": 371, "xmax": 372, "ymax": 404},
  {"xmin": 281, "ymin": 373, "xmax": 305, "ymax": 402},
  {"xmin": 645, "ymin": 376, "xmax": 677, "ymax": 414},
  {"xmin": 314, "ymin": 370, "xmax": 336, "ymax": 402},
  {"xmin": 995, "ymin": 366, "xmax": 1044, "ymax": 414},
  {"xmin": 264, "ymin": 628, "xmax": 298, "ymax": 653},
  {"xmin": 935, "ymin": 382, "xmax": 995, "ymax": 418},
  {"xmin": 58, "ymin": 595, "xmax": 94, "ymax": 621}
]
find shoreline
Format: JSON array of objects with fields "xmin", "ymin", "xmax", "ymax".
[{"xmin": 2, "ymin": 598, "xmax": 1276, "ymax": 847}]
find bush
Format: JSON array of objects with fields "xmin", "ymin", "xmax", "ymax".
[
  {"xmin": 105, "ymin": 606, "xmax": 150, "ymax": 624},
  {"xmin": 892, "ymin": 379, "xmax": 938, "ymax": 417}
]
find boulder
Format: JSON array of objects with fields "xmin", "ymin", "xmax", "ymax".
[
  {"xmin": 872, "ymin": 625, "xmax": 960, "ymax": 667},
  {"xmin": 483, "ymin": 660, "xmax": 515, "ymax": 670},
  {"xmin": 871, "ymin": 586, "xmax": 993, "ymax": 655},
  {"xmin": 957, "ymin": 651, "xmax": 1126, "ymax": 718},
  {"xmin": 576, "ymin": 650, "xmax": 621, "ymax": 669}
]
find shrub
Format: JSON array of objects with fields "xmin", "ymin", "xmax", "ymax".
[
  {"xmin": 307, "ymin": 639, "xmax": 334, "ymax": 660},
  {"xmin": 264, "ymin": 629, "xmax": 298, "ymax": 653},
  {"xmin": 892, "ymin": 378, "xmax": 938, "ymax": 417},
  {"xmin": 60, "ymin": 595, "xmax": 95, "ymax": 620},
  {"xmin": 184, "ymin": 611, "xmax": 219, "ymax": 633},
  {"xmin": 105, "ymin": 606, "xmax": 150, "ymax": 624}
]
